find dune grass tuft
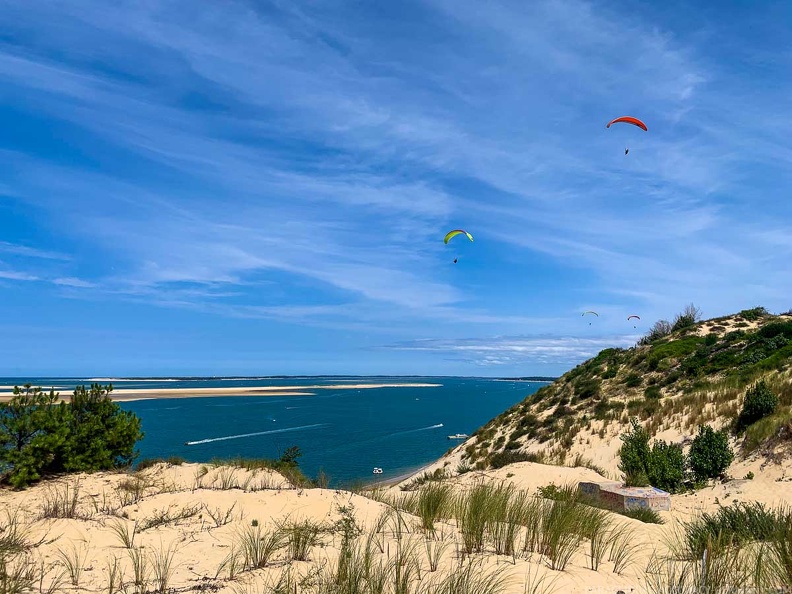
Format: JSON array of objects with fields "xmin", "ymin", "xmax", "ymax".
[
  {"xmin": 280, "ymin": 518, "xmax": 324, "ymax": 562},
  {"xmin": 149, "ymin": 541, "xmax": 178, "ymax": 593},
  {"xmin": 415, "ymin": 482, "xmax": 453, "ymax": 533},
  {"xmin": 40, "ymin": 480, "xmax": 90, "ymax": 520},
  {"xmin": 236, "ymin": 522, "xmax": 287, "ymax": 570},
  {"xmin": 54, "ymin": 542, "xmax": 89, "ymax": 587}
]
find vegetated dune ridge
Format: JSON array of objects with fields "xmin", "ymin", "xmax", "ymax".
[
  {"xmin": 0, "ymin": 383, "xmax": 442, "ymax": 402},
  {"xmin": 428, "ymin": 309, "xmax": 792, "ymax": 480}
]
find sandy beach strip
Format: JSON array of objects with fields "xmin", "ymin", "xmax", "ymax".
[{"xmin": 0, "ymin": 382, "xmax": 441, "ymax": 402}]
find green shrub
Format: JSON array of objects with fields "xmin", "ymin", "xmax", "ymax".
[
  {"xmin": 736, "ymin": 380, "xmax": 779, "ymax": 432},
  {"xmin": 618, "ymin": 418, "xmax": 651, "ymax": 487},
  {"xmin": 0, "ymin": 384, "xmax": 143, "ymax": 488},
  {"xmin": 575, "ymin": 379, "xmax": 601, "ymax": 399},
  {"xmin": 618, "ymin": 419, "xmax": 685, "ymax": 492},
  {"xmin": 688, "ymin": 425, "xmax": 733, "ymax": 482},
  {"xmin": 739, "ymin": 307, "xmax": 768, "ymax": 321},
  {"xmin": 648, "ymin": 440, "xmax": 685, "ymax": 493},
  {"xmin": 489, "ymin": 450, "xmax": 538, "ymax": 469},
  {"xmin": 644, "ymin": 385, "xmax": 661, "ymax": 400},
  {"xmin": 623, "ymin": 373, "xmax": 643, "ymax": 388},
  {"xmin": 672, "ymin": 303, "xmax": 702, "ymax": 332}
]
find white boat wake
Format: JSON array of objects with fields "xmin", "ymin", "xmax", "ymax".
[
  {"xmin": 185, "ymin": 423, "xmax": 328, "ymax": 446},
  {"xmin": 388, "ymin": 423, "xmax": 443, "ymax": 437}
]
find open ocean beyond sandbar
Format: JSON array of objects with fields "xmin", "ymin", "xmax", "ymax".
[{"xmin": 2, "ymin": 376, "xmax": 542, "ymax": 486}]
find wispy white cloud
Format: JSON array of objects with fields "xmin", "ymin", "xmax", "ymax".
[
  {"xmin": 0, "ymin": 269, "xmax": 39, "ymax": 281},
  {"xmin": 52, "ymin": 277, "xmax": 95, "ymax": 288},
  {"xmin": 380, "ymin": 334, "xmax": 637, "ymax": 367},
  {"xmin": 0, "ymin": 0, "xmax": 789, "ymax": 373},
  {"xmin": 0, "ymin": 241, "xmax": 70, "ymax": 261}
]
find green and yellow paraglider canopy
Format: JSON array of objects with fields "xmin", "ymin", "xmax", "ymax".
[{"xmin": 444, "ymin": 229, "xmax": 474, "ymax": 244}]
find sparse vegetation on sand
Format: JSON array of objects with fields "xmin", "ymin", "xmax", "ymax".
[{"xmin": 457, "ymin": 305, "xmax": 792, "ymax": 493}]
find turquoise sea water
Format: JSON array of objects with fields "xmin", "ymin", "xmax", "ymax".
[{"xmin": 1, "ymin": 377, "xmax": 541, "ymax": 486}]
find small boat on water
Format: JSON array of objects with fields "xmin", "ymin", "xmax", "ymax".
[
  {"xmin": 372, "ymin": 467, "xmax": 383, "ymax": 474},
  {"xmin": 447, "ymin": 433, "xmax": 469, "ymax": 440}
]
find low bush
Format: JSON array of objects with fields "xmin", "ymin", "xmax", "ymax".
[
  {"xmin": 736, "ymin": 380, "xmax": 779, "ymax": 432},
  {"xmin": 739, "ymin": 307, "xmax": 769, "ymax": 321},
  {"xmin": 0, "ymin": 384, "xmax": 143, "ymax": 488},
  {"xmin": 672, "ymin": 303, "xmax": 702, "ymax": 332},
  {"xmin": 644, "ymin": 385, "xmax": 662, "ymax": 400},
  {"xmin": 623, "ymin": 373, "xmax": 643, "ymax": 388},
  {"xmin": 489, "ymin": 450, "xmax": 539, "ymax": 469},
  {"xmin": 688, "ymin": 425, "xmax": 733, "ymax": 482}
]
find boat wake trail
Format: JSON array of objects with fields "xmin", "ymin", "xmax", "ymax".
[
  {"xmin": 185, "ymin": 423, "xmax": 328, "ymax": 446},
  {"xmin": 388, "ymin": 423, "xmax": 443, "ymax": 437}
]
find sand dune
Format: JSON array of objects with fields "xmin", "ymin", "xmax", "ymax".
[
  {"xmin": 3, "ymin": 456, "xmax": 790, "ymax": 594},
  {"xmin": 0, "ymin": 383, "xmax": 441, "ymax": 402}
]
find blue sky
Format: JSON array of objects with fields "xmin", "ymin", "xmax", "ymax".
[{"xmin": 0, "ymin": 0, "xmax": 790, "ymax": 377}]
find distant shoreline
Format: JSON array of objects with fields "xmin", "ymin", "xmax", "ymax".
[
  {"xmin": 0, "ymin": 383, "xmax": 442, "ymax": 402},
  {"xmin": 367, "ymin": 462, "xmax": 436, "ymax": 489}
]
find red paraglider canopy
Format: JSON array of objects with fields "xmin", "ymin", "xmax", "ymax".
[{"xmin": 606, "ymin": 116, "xmax": 647, "ymax": 131}]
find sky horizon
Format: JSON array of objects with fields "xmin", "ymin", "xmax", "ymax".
[{"xmin": 1, "ymin": 1, "xmax": 790, "ymax": 377}]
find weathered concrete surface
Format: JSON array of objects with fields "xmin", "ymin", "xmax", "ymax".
[{"xmin": 579, "ymin": 480, "xmax": 671, "ymax": 512}]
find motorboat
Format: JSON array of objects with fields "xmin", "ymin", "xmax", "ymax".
[
  {"xmin": 447, "ymin": 433, "xmax": 469, "ymax": 440},
  {"xmin": 372, "ymin": 467, "xmax": 383, "ymax": 474}
]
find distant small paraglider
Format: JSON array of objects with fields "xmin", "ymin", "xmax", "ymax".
[
  {"xmin": 628, "ymin": 315, "xmax": 641, "ymax": 328},
  {"xmin": 453, "ymin": 258, "xmax": 458, "ymax": 264},
  {"xmin": 583, "ymin": 311, "xmax": 599, "ymax": 325},
  {"xmin": 625, "ymin": 148, "xmax": 629, "ymax": 155}
]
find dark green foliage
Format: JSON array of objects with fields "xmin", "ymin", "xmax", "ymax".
[
  {"xmin": 62, "ymin": 384, "xmax": 142, "ymax": 472},
  {"xmin": 736, "ymin": 380, "xmax": 779, "ymax": 431},
  {"xmin": 0, "ymin": 384, "xmax": 143, "ymax": 488},
  {"xmin": 739, "ymin": 307, "xmax": 769, "ymax": 321},
  {"xmin": 279, "ymin": 446, "xmax": 302, "ymax": 467},
  {"xmin": 647, "ymin": 336, "xmax": 703, "ymax": 369},
  {"xmin": 703, "ymin": 333, "xmax": 718, "ymax": 346},
  {"xmin": 672, "ymin": 303, "xmax": 702, "ymax": 332},
  {"xmin": 601, "ymin": 365, "xmax": 618, "ymax": 379},
  {"xmin": 644, "ymin": 385, "xmax": 661, "ymax": 400},
  {"xmin": 648, "ymin": 440, "xmax": 686, "ymax": 493},
  {"xmin": 575, "ymin": 378, "xmax": 601, "ymax": 399},
  {"xmin": 489, "ymin": 450, "xmax": 539, "ymax": 469},
  {"xmin": 618, "ymin": 419, "xmax": 686, "ymax": 493},
  {"xmin": 688, "ymin": 425, "xmax": 733, "ymax": 482},
  {"xmin": 757, "ymin": 321, "xmax": 792, "ymax": 340},
  {"xmin": 618, "ymin": 419, "xmax": 652, "ymax": 487},
  {"xmin": 623, "ymin": 373, "xmax": 643, "ymax": 388},
  {"xmin": 684, "ymin": 502, "xmax": 779, "ymax": 558},
  {"xmin": 662, "ymin": 370, "xmax": 683, "ymax": 387}
]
